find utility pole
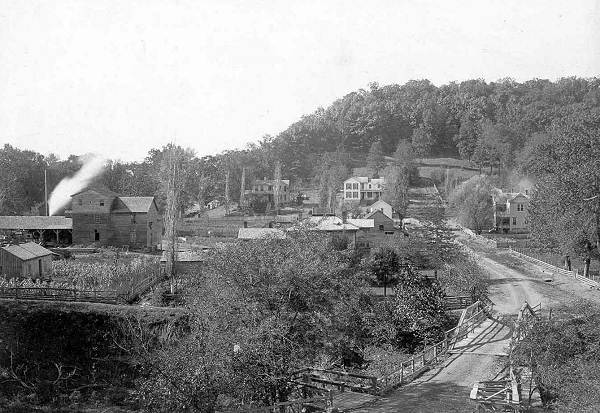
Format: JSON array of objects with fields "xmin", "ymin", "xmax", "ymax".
[{"xmin": 44, "ymin": 169, "xmax": 49, "ymax": 216}]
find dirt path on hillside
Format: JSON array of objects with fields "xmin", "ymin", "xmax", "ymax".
[{"xmin": 348, "ymin": 238, "xmax": 600, "ymax": 413}]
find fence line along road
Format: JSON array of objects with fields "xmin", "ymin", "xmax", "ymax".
[{"xmin": 509, "ymin": 246, "xmax": 600, "ymax": 288}]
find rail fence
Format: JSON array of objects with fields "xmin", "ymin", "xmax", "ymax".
[
  {"xmin": 470, "ymin": 301, "xmax": 541, "ymax": 412},
  {"xmin": 509, "ymin": 246, "xmax": 600, "ymax": 288},
  {"xmin": 0, "ymin": 273, "xmax": 165, "ymax": 305}
]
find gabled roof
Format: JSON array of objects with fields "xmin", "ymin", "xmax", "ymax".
[
  {"xmin": 254, "ymin": 179, "xmax": 290, "ymax": 186},
  {"xmin": 365, "ymin": 209, "xmax": 394, "ymax": 221},
  {"xmin": 507, "ymin": 193, "xmax": 529, "ymax": 202},
  {"xmin": 344, "ymin": 176, "xmax": 385, "ymax": 184},
  {"xmin": 346, "ymin": 218, "xmax": 375, "ymax": 229},
  {"xmin": 71, "ymin": 185, "xmax": 119, "ymax": 198},
  {"xmin": 116, "ymin": 197, "xmax": 157, "ymax": 213},
  {"xmin": 237, "ymin": 228, "xmax": 286, "ymax": 240},
  {"xmin": 0, "ymin": 216, "xmax": 72, "ymax": 230},
  {"xmin": 2, "ymin": 242, "xmax": 53, "ymax": 260}
]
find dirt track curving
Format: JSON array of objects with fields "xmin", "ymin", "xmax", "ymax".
[{"xmin": 347, "ymin": 235, "xmax": 600, "ymax": 413}]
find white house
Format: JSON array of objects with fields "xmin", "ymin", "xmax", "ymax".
[
  {"xmin": 492, "ymin": 191, "xmax": 530, "ymax": 233},
  {"xmin": 343, "ymin": 177, "xmax": 385, "ymax": 202}
]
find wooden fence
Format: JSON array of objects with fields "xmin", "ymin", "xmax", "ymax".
[
  {"xmin": 509, "ymin": 247, "xmax": 600, "ymax": 288},
  {"xmin": 377, "ymin": 299, "xmax": 491, "ymax": 393},
  {"xmin": 0, "ymin": 273, "xmax": 165, "ymax": 305},
  {"xmin": 0, "ymin": 286, "xmax": 120, "ymax": 304},
  {"xmin": 290, "ymin": 368, "xmax": 378, "ymax": 394},
  {"xmin": 470, "ymin": 301, "xmax": 540, "ymax": 412},
  {"xmin": 218, "ymin": 393, "xmax": 333, "ymax": 413}
]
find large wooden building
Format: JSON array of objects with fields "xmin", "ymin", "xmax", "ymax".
[
  {"xmin": 71, "ymin": 187, "xmax": 162, "ymax": 249},
  {"xmin": 0, "ymin": 242, "xmax": 54, "ymax": 278}
]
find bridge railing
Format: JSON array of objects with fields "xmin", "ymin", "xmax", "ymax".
[
  {"xmin": 290, "ymin": 368, "xmax": 378, "ymax": 394},
  {"xmin": 378, "ymin": 299, "xmax": 492, "ymax": 394}
]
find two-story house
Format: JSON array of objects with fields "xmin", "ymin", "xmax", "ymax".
[
  {"xmin": 70, "ymin": 186, "xmax": 162, "ymax": 249},
  {"xmin": 246, "ymin": 178, "xmax": 291, "ymax": 210},
  {"xmin": 492, "ymin": 191, "xmax": 530, "ymax": 234},
  {"xmin": 343, "ymin": 177, "xmax": 385, "ymax": 203}
]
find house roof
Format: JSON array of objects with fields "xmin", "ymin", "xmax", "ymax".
[
  {"xmin": 2, "ymin": 242, "xmax": 53, "ymax": 260},
  {"xmin": 237, "ymin": 228, "xmax": 286, "ymax": 240},
  {"xmin": 254, "ymin": 179, "xmax": 290, "ymax": 186},
  {"xmin": 115, "ymin": 197, "xmax": 156, "ymax": 213},
  {"xmin": 344, "ymin": 176, "xmax": 385, "ymax": 184},
  {"xmin": 346, "ymin": 218, "xmax": 375, "ymax": 229},
  {"xmin": 0, "ymin": 216, "xmax": 73, "ymax": 230},
  {"xmin": 365, "ymin": 209, "xmax": 394, "ymax": 220},
  {"xmin": 306, "ymin": 216, "xmax": 359, "ymax": 232}
]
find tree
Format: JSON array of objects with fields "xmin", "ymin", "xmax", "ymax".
[
  {"xmin": 161, "ymin": 144, "xmax": 186, "ymax": 293},
  {"xmin": 369, "ymin": 247, "xmax": 401, "ymax": 296},
  {"xmin": 317, "ymin": 150, "xmax": 349, "ymax": 211},
  {"xmin": 524, "ymin": 109, "xmax": 600, "ymax": 276},
  {"xmin": 366, "ymin": 140, "xmax": 386, "ymax": 177},
  {"xmin": 411, "ymin": 125, "xmax": 435, "ymax": 157},
  {"xmin": 449, "ymin": 175, "xmax": 494, "ymax": 232},
  {"xmin": 454, "ymin": 117, "xmax": 480, "ymax": 161},
  {"xmin": 134, "ymin": 230, "xmax": 371, "ymax": 410}
]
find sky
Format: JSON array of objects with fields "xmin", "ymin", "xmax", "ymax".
[{"xmin": 1, "ymin": 0, "xmax": 599, "ymax": 162}]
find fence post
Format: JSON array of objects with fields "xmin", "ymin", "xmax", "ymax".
[
  {"xmin": 400, "ymin": 363, "xmax": 404, "ymax": 384},
  {"xmin": 433, "ymin": 344, "xmax": 438, "ymax": 362},
  {"xmin": 411, "ymin": 358, "xmax": 415, "ymax": 373}
]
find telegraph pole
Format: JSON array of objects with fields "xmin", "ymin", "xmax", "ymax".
[{"xmin": 44, "ymin": 169, "xmax": 49, "ymax": 216}]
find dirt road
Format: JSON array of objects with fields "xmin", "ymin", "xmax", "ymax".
[{"xmin": 349, "ymin": 239, "xmax": 600, "ymax": 413}]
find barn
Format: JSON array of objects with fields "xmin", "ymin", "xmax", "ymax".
[
  {"xmin": 0, "ymin": 242, "xmax": 54, "ymax": 278},
  {"xmin": 70, "ymin": 186, "xmax": 163, "ymax": 249}
]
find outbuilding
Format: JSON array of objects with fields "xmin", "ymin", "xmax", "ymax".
[{"xmin": 0, "ymin": 242, "xmax": 54, "ymax": 278}]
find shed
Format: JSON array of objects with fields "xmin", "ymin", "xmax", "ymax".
[
  {"xmin": 0, "ymin": 242, "xmax": 54, "ymax": 278},
  {"xmin": 160, "ymin": 250, "xmax": 206, "ymax": 274}
]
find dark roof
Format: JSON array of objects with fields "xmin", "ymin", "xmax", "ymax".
[
  {"xmin": 71, "ymin": 185, "xmax": 119, "ymax": 197},
  {"xmin": 115, "ymin": 197, "xmax": 156, "ymax": 213},
  {"xmin": 365, "ymin": 210, "xmax": 393, "ymax": 221},
  {"xmin": 2, "ymin": 242, "xmax": 53, "ymax": 260},
  {"xmin": 0, "ymin": 216, "xmax": 73, "ymax": 230}
]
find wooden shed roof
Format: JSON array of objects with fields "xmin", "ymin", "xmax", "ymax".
[
  {"xmin": 115, "ymin": 197, "xmax": 156, "ymax": 213},
  {"xmin": 0, "ymin": 216, "xmax": 73, "ymax": 230},
  {"xmin": 1, "ymin": 242, "xmax": 54, "ymax": 260}
]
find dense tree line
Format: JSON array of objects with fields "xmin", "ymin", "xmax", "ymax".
[{"xmin": 2, "ymin": 77, "xmax": 598, "ymax": 216}]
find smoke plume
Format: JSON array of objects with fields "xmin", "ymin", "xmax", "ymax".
[{"xmin": 48, "ymin": 155, "xmax": 106, "ymax": 216}]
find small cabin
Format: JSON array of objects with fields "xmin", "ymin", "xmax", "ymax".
[{"xmin": 0, "ymin": 242, "xmax": 54, "ymax": 278}]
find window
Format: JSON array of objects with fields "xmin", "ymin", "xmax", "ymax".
[
  {"xmin": 352, "ymin": 183, "xmax": 358, "ymax": 190},
  {"xmin": 517, "ymin": 203, "xmax": 524, "ymax": 212},
  {"xmin": 379, "ymin": 224, "xmax": 384, "ymax": 231},
  {"xmin": 148, "ymin": 221, "xmax": 153, "ymax": 229},
  {"xmin": 132, "ymin": 214, "xmax": 137, "ymax": 224},
  {"xmin": 367, "ymin": 192, "xmax": 373, "ymax": 198},
  {"xmin": 345, "ymin": 183, "xmax": 351, "ymax": 190},
  {"xmin": 99, "ymin": 200, "xmax": 104, "ymax": 206},
  {"xmin": 368, "ymin": 184, "xmax": 372, "ymax": 189},
  {"xmin": 94, "ymin": 215, "xmax": 101, "ymax": 224},
  {"xmin": 346, "ymin": 192, "xmax": 352, "ymax": 198},
  {"xmin": 78, "ymin": 199, "xmax": 83, "ymax": 206},
  {"xmin": 353, "ymin": 192, "xmax": 359, "ymax": 198},
  {"xmin": 512, "ymin": 217, "xmax": 517, "ymax": 226},
  {"xmin": 94, "ymin": 230, "xmax": 100, "ymax": 241},
  {"xmin": 524, "ymin": 218, "xmax": 528, "ymax": 225}
]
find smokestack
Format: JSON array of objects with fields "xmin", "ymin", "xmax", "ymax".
[{"xmin": 44, "ymin": 169, "xmax": 49, "ymax": 216}]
